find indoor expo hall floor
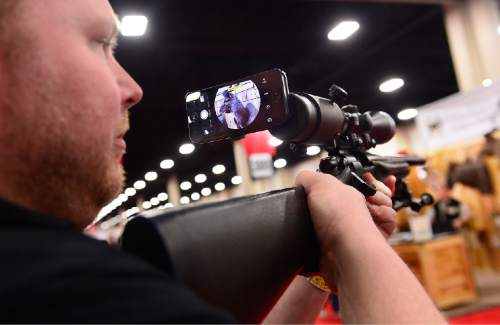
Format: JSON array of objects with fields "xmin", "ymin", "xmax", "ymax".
[
  {"xmin": 316, "ymin": 271, "xmax": 500, "ymax": 324},
  {"xmin": 443, "ymin": 271, "xmax": 500, "ymax": 318}
]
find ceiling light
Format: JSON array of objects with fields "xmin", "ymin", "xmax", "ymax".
[
  {"xmin": 150, "ymin": 197, "xmax": 160, "ymax": 206},
  {"xmin": 274, "ymin": 158, "xmax": 287, "ymax": 169},
  {"xmin": 482, "ymin": 79, "xmax": 493, "ymax": 87},
  {"xmin": 180, "ymin": 181, "xmax": 192, "ymax": 191},
  {"xmin": 306, "ymin": 146, "xmax": 321, "ymax": 156},
  {"xmin": 180, "ymin": 196, "xmax": 190, "ymax": 205},
  {"xmin": 191, "ymin": 192, "xmax": 201, "ymax": 201},
  {"xmin": 179, "ymin": 143, "xmax": 195, "ymax": 155},
  {"xmin": 118, "ymin": 194, "xmax": 128, "ymax": 203},
  {"xmin": 497, "ymin": 25, "xmax": 500, "ymax": 35},
  {"xmin": 157, "ymin": 192, "xmax": 169, "ymax": 201},
  {"xmin": 328, "ymin": 21, "xmax": 360, "ymax": 41},
  {"xmin": 120, "ymin": 15, "xmax": 148, "ymax": 37},
  {"xmin": 215, "ymin": 182, "xmax": 226, "ymax": 192},
  {"xmin": 201, "ymin": 187, "xmax": 212, "ymax": 197},
  {"xmin": 268, "ymin": 136, "xmax": 283, "ymax": 147},
  {"xmin": 133, "ymin": 180, "xmax": 146, "ymax": 190},
  {"xmin": 142, "ymin": 201, "xmax": 152, "ymax": 210},
  {"xmin": 231, "ymin": 176, "xmax": 243, "ymax": 185},
  {"xmin": 397, "ymin": 108, "xmax": 418, "ymax": 121},
  {"xmin": 109, "ymin": 200, "xmax": 118, "ymax": 210},
  {"xmin": 126, "ymin": 207, "xmax": 140, "ymax": 217},
  {"xmin": 97, "ymin": 209, "xmax": 107, "ymax": 219},
  {"xmin": 194, "ymin": 173, "xmax": 207, "ymax": 184},
  {"xmin": 144, "ymin": 171, "xmax": 158, "ymax": 182},
  {"xmin": 212, "ymin": 164, "xmax": 226, "ymax": 175},
  {"xmin": 125, "ymin": 188, "xmax": 137, "ymax": 197},
  {"xmin": 160, "ymin": 159, "xmax": 175, "ymax": 170},
  {"xmin": 379, "ymin": 78, "xmax": 405, "ymax": 93}
]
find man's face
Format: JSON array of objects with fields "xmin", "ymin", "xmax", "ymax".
[{"xmin": 0, "ymin": 0, "xmax": 143, "ymax": 227}]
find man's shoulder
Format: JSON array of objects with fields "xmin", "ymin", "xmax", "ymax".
[
  {"xmin": 0, "ymin": 222, "xmax": 169, "ymax": 286},
  {"xmin": 0, "ymin": 220, "xmax": 235, "ymax": 323},
  {"xmin": 0, "ymin": 199, "xmax": 146, "ymax": 271}
]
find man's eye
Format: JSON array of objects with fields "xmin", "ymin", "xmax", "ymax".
[{"xmin": 98, "ymin": 39, "xmax": 117, "ymax": 54}]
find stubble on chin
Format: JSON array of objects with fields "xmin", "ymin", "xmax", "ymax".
[
  {"xmin": 14, "ymin": 114, "xmax": 124, "ymax": 227},
  {"xmin": 4, "ymin": 78, "xmax": 124, "ymax": 228}
]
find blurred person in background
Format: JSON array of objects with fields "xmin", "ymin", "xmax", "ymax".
[{"xmin": 426, "ymin": 169, "xmax": 471, "ymax": 234}]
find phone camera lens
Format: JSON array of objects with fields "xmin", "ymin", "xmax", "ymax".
[{"xmin": 200, "ymin": 109, "xmax": 209, "ymax": 121}]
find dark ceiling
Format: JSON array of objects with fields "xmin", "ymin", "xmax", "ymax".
[{"xmin": 107, "ymin": 0, "xmax": 458, "ymax": 211}]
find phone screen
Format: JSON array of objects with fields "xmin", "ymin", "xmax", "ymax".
[{"xmin": 186, "ymin": 69, "xmax": 289, "ymax": 144}]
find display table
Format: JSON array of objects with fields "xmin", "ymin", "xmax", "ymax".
[{"xmin": 392, "ymin": 234, "xmax": 477, "ymax": 309}]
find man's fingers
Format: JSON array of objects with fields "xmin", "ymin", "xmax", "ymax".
[
  {"xmin": 296, "ymin": 171, "xmax": 319, "ymax": 194},
  {"xmin": 363, "ymin": 173, "xmax": 392, "ymax": 197},
  {"xmin": 384, "ymin": 176, "xmax": 397, "ymax": 196},
  {"xmin": 295, "ymin": 171, "xmax": 318, "ymax": 194},
  {"xmin": 296, "ymin": 171, "xmax": 340, "ymax": 194},
  {"xmin": 367, "ymin": 203, "xmax": 397, "ymax": 237},
  {"xmin": 367, "ymin": 203, "xmax": 397, "ymax": 222},
  {"xmin": 367, "ymin": 191, "xmax": 392, "ymax": 207}
]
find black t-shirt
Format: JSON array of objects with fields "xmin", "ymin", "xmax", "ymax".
[{"xmin": 0, "ymin": 198, "xmax": 235, "ymax": 323}]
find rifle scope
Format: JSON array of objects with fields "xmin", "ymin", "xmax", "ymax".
[{"xmin": 272, "ymin": 92, "xmax": 396, "ymax": 149}]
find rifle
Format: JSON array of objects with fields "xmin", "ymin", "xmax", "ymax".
[{"xmin": 121, "ymin": 84, "xmax": 433, "ymax": 323}]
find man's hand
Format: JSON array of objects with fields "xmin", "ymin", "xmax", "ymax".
[
  {"xmin": 296, "ymin": 171, "xmax": 397, "ymax": 289},
  {"xmin": 265, "ymin": 173, "xmax": 399, "ymax": 325},
  {"xmin": 296, "ymin": 171, "xmax": 446, "ymax": 324},
  {"xmin": 363, "ymin": 173, "xmax": 397, "ymax": 238},
  {"xmin": 296, "ymin": 171, "xmax": 396, "ymax": 249}
]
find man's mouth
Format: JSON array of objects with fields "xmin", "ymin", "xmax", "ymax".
[
  {"xmin": 115, "ymin": 117, "xmax": 129, "ymax": 163},
  {"xmin": 114, "ymin": 131, "xmax": 127, "ymax": 160},
  {"xmin": 114, "ymin": 136, "xmax": 127, "ymax": 151}
]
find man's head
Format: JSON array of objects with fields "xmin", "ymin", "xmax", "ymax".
[{"xmin": 0, "ymin": 0, "xmax": 143, "ymax": 228}]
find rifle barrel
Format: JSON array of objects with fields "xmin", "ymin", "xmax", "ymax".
[{"xmin": 369, "ymin": 155, "xmax": 426, "ymax": 166}]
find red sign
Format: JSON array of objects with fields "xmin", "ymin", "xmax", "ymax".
[{"xmin": 240, "ymin": 131, "xmax": 277, "ymax": 157}]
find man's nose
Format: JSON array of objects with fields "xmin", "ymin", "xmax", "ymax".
[{"xmin": 116, "ymin": 62, "xmax": 144, "ymax": 110}]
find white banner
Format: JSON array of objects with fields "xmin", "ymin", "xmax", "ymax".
[{"xmin": 415, "ymin": 80, "xmax": 500, "ymax": 152}]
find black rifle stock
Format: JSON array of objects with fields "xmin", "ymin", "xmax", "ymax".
[{"xmin": 121, "ymin": 187, "xmax": 317, "ymax": 323}]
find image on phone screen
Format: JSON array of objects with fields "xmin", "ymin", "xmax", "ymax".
[{"xmin": 215, "ymin": 80, "xmax": 261, "ymax": 130}]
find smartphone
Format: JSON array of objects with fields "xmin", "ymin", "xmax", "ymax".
[{"xmin": 185, "ymin": 69, "xmax": 290, "ymax": 144}]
